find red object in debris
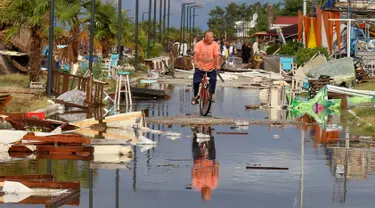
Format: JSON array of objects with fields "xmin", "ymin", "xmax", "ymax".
[{"xmin": 26, "ymin": 112, "xmax": 45, "ymax": 120}]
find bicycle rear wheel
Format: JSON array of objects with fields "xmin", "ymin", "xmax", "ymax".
[{"xmin": 199, "ymin": 84, "xmax": 212, "ymax": 116}]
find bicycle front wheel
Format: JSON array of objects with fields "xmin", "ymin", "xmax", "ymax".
[{"xmin": 199, "ymin": 84, "xmax": 212, "ymax": 116}]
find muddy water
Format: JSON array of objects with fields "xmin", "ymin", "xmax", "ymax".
[{"xmin": 1, "ymin": 86, "xmax": 375, "ymax": 208}]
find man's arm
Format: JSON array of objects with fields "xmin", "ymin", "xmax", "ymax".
[
  {"xmin": 214, "ymin": 43, "xmax": 221, "ymax": 70},
  {"xmin": 193, "ymin": 50, "xmax": 200, "ymax": 69}
]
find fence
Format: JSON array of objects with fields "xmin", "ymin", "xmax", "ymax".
[{"xmin": 52, "ymin": 70, "xmax": 106, "ymax": 106}]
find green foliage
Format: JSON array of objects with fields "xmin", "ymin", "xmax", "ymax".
[
  {"xmin": 278, "ymin": 41, "xmax": 329, "ymax": 66},
  {"xmin": 148, "ymin": 43, "xmax": 164, "ymax": 58},
  {"xmin": 279, "ymin": 41, "xmax": 301, "ymax": 56},
  {"xmin": 208, "ymin": 2, "xmax": 282, "ymax": 38},
  {"xmin": 266, "ymin": 45, "xmax": 279, "ymax": 55},
  {"xmin": 295, "ymin": 47, "xmax": 329, "ymax": 66}
]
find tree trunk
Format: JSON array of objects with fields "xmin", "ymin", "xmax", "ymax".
[
  {"xmin": 28, "ymin": 28, "xmax": 42, "ymax": 82},
  {"xmin": 71, "ymin": 24, "xmax": 80, "ymax": 64}
]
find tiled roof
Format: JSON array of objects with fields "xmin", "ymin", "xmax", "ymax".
[{"xmin": 274, "ymin": 16, "xmax": 299, "ymax": 25}]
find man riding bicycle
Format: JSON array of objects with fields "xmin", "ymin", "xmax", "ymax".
[{"xmin": 191, "ymin": 30, "xmax": 221, "ymax": 105}]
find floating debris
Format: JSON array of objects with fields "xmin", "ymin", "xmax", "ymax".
[{"xmin": 246, "ymin": 166, "xmax": 289, "ymax": 170}]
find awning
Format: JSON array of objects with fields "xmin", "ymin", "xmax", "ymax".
[{"xmin": 267, "ymin": 24, "xmax": 298, "ymax": 37}]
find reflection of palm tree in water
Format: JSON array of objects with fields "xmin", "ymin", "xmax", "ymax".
[{"xmin": 191, "ymin": 126, "xmax": 219, "ymax": 201}]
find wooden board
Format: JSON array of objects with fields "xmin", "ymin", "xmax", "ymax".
[
  {"xmin": 0, "ymin": 179, "xmax": 80, "ymax": 189},
  {"xmin": 0, "ymin": 174, "xmax": 54, "ymax": 180},
  {"xmin": 22, "ymin": 135, "xmax": 90, "ymax": 145},
  {"xmin": 9, "ymin": 145, "xmax": 94, "ymax": 155}
]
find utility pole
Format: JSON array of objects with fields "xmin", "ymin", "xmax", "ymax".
[
  {"xmin": 47, "ymin": 0, "xmax": 54, "ymax": 97},
  {"xmin": 193, "ymin": 9, "xmax": 197, "ymax": 37},
  {"xmin": 153, "ymin": 0, "xmax": 157, "ymax": 44},
  {"xmin": 117, "ymin": 0, "xmax": 122, "ymax": 60},
  {"xmin": 147, "ymin": 0, "xmax": 152, "ymax": 57},
  {"xmin": 163, "ymin": 0, "xmax": 166, "ymax": 36},
  {"xmin": 159, "ymin": 0, "xmax": 162, "ymax": 42},
  {"xmin": 167, "ymin": 0, "xmax": 170, "ymax": 33},
  {"xmin": 135, "ymin": 0, "xmax": 139, "ymax": 70}
]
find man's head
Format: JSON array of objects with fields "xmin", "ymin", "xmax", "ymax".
[
  {"xmin": 201, "ymin": 186, "xmax": 212, "ymax": 201},
  {"xmin": 203, "ymin": 30, "xmax": 214, "ymax": 44}
]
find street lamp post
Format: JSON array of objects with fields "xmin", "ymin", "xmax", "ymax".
[
  {"xmin": 167, "ymin": 0, "xmax": 170, "ymax": 33},
  {"xmin": 186, "ymin": 5, "xmax": 202, "ymax": 49},
  {"xmin": 135, "ymin": 0, "xmax": 139, "ymax": 70},
  {"xmin": 163, "ymin": 0, "xmax": 166, "ymax": 36},
  {"xmin": 117, "ymin": 0, "xmax": 122, "ymax": 60},
  {"xmin": 153, "ymin": 0, "xmax": 157, "ymax": 44},
  {"xmin": 88, "ymin": 0, "xmax": 95, "ymax": 74},
  {"xmin": 180, "ymin": 2, "xmax": 195, "ymax": 55},
  {"xmin": 159, "ymin": 0, "xmax": 162, "ymax": 42},
  {"xmin": 47, "ymin": 0, "xmax": 54, "ymax": 97},
  {"xmin": 192, "ymin": 9, "xmax": 198, "ymax": 37},
  {"xmin": 147, "ymin": 0, "xmax": 152, "ymax": 57}
]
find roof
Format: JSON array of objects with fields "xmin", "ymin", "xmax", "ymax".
[
  {"xmin": 274, "ymin": 16, "xmax": 298, "ymax": 25},
  {"xmin": 267, "ymin": 24, "xmax": 298, "ymax": 37}
]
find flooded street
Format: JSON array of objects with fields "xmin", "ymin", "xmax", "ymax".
[{"xmin": 1, "ymin": 86, "xmax": 375, "ymax": 208}]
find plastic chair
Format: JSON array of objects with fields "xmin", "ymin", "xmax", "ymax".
[{"xmin": 280, "ymin": 57, "xmax": 294, "ymax": 72}]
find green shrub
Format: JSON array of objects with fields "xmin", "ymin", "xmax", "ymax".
[
  {"xmin": 266, "ymin": 45, "xmax": 279, "ymax": 55},
  {"xmin": 279, "ymin": 41, "xmax": 301, "ymax": 56},
  {"xmin": 295, "ymin": 47, "xmax": 329, "ymax": 66}
]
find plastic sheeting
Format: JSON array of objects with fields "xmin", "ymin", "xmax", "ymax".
[
  {"xmin": 56, "ymin": 90, "xmax": 86, "ymax": 106},
  {"xmin": 307, "ymin": 57, "xmax": 355, "ymax": 87}
]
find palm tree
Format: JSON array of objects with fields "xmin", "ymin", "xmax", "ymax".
[{"xmin": 0, "ymin": 0, "xmax": 57, "ymax": 82}]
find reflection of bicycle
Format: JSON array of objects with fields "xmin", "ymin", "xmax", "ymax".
[
  {"xmin": 192, "ymin": 126, "xmax": 216, "ymax": 160},
  {"xmin": 191, "ymin": 126, "xmax": 218, "ymax": 201}
]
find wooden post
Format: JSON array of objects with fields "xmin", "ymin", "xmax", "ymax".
[
  {"xmin": 87, "ymin": 74, "xmax": 93, "ymax": 108},
  {"xmin": 340, "ymin": 95, "xmax": 348, "ymax": 110}
]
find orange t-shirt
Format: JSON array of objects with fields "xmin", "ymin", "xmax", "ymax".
[
  {"xmin": 194, "ymin": 40, "xmax": 220, "ymax": 71},
  {"xmin": 192, "ymin": 159, "xmax": 219, "ymax": 191}
]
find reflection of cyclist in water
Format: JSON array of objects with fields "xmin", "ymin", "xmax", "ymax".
[{"xmin": 191, "ymin": 126, "xmax": 219, "ymax": 201}]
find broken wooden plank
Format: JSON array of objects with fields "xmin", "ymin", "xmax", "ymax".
[
  {"xmin": 9, "ymin": 145, "xmax": 94, "ymax": 155},
  {"xmin": 36, "ymin": 154, "xmax": 94, "ymax": 161},
  {"xmin": 246, "ymin": 166, "xmax": 289, "ymax": 170},
  {"xmin": 217, "ymin": 132, "xmax": 248, "ymax": 135},
  {"xmin": 90, "ymin": 139, "xmax": 130, "ymax": 145},
  {"xmin": 0, "ymin": 180, "xmax": 80, "ymax": 189},
  {"xmin": 46, "ymin": 188, "xmax": 80, "ymax": 207},
  {"xmin": 11, "ymin": 195, "xmax": 80, "ymax": 206},
  {"xmin": 55, "ymin": 99, "xmax": 88, "ymax": 110},
  {"xmin": 22, "ymin": 135, "xmax": 90, "ymax": 145},
  {"xmin": 0, "ymin": 174, "xmax": 54, "ymax": 180},
  {"xmin": 0, "ymin": 94, "xmax": 11, "ymax": 113}
]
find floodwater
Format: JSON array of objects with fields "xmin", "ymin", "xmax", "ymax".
[{"xmin": 1, "ymin": 85, "xmax": 375, "ymax": 208}]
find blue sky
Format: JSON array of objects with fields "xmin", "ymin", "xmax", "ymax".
[{"xmin": 124, "ymin": 0, "xmax": 280, "ymax": 30}]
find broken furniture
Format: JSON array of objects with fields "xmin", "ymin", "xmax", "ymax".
[
  {"xmin": 51, "ymin": 71, "xmax": 106, "ymax": 106},
  {"xmin": 114, "ymin": 71, "xmax": 132, "ymax": 108},
  {"xmin": 0, "ymin": 174, "xmax": 80, "ymax": 206},
  {"xmin": 0, "ymin": 94, "xmax": 11, "ymax": 113},
  {"xmin": 279, "ymin": 57, "xmax": 296, "ymax": 76}
]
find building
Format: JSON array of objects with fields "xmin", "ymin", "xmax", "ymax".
[{"xmin": 234, "ymin": 21, "xmax": 253, "ymax": 38}]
